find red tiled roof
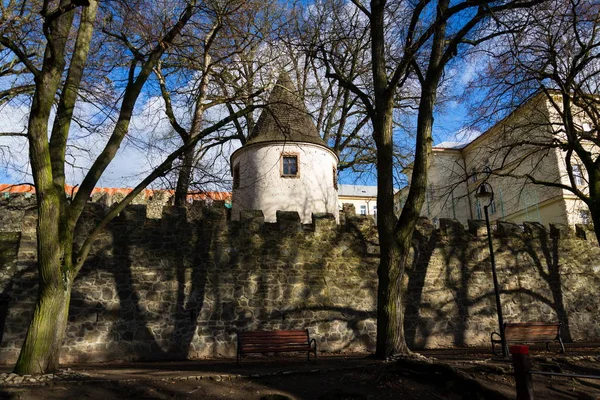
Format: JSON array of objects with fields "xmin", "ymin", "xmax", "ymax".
[{"xmin": 0, "ymin": 184, "xmax": 231, "ymax": 201}]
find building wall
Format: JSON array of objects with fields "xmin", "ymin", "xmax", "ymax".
[
  {"xmin": 1, "ymin": 198, "xmax": 600, "ymax": 364},
  {"xmin": 462, "ymin": 97, "xmax": 566, "ymax": 225},
  {"xmin": 231, "ymin": 142, "xmax": 339, "ymax": 224},
  {"xmin": 338, "ymin": 197, "xmax": 377, "ymax": 216},
  {"xmin": 419, "ymin": 150, "xmax": 471, "ymax": 224},
  {"xmin": 413, "ymin": 95, "xmax": 593, "ymax": 228}
]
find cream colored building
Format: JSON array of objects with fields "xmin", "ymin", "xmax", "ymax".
[
  {"xmin": 338, "ymin": 185, "xmax": 378, "ymax": 216},
  {"xmin": 230, "ymin": 72, "xmax": 339, "ymax": 224},
  {"xmin": 396, "ymin": 93, "xmax": 593, "ymax": 227}
]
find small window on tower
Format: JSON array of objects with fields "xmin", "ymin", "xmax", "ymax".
[
  {"xmin": 233, "ymin": 164, "xmax": 240, "ymax": 189},
  {"xmin": 333, "ymin": 167, "xmax": 338, "ymax": 190},
  {"xmin": 281, "ymin": 154, "xmax": 299, "ymax": 177}
]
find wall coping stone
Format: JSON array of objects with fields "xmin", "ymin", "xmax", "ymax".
[
  {"xmin": 439, "ymin": 219, "xmax": 465, "ymax": 236},
  {"xmin": 312, "ymin": 213, "xmax": 336, "ymax": 232},
  {"xmin": 496, "ymin": 221, "xmax": 522, "ymax": 237},
  {"xmin": 550, "ymin": 223, "xmax": 571, "ymax": 239},
  {"xmin": 523, "ymin": 221, "xmax": 547, "ymax": 239},
  {"xmin": 276, "ymin": 211, "xmax": 302, "ymax": 233},
  {"xmin": 467, "ymin": 220, "xmax": 487, "ymax": 237}
]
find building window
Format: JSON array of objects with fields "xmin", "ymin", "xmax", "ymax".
[
  {"xmin": 469, "ymin": 167, "xmax": 478, "ymax": 184},
  {"xmin": 580, "ymin": 209, "xmax": 591, "ymax": 224},
  {"xmin": 489, "ymin": 199, "xmax": 497, "ymax": 215},
  {"xmin": 281, "ymin": 154, "xmax": 299, "ymax": 177},
  {"xmin": 360, "ymin": 205, "xmax": 367, "ymax": 215},
  {"xmin": 333, "ymin": 167, "xmax": 338, "ymax": 190},
  {"xmin": 428, "ymin": 185, "xmax": 435, "ymax": 202},
  {"xmin": 233, "ymin": 164, "xmax": 240, "ymax": 189},
  {"xmin": 572, "ymin": 164, "xmax": 584, "ymax": 186}
]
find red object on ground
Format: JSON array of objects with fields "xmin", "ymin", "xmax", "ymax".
[{"xmin": 511, "ymin": 345, "xmax": 530, "ymax": 355}]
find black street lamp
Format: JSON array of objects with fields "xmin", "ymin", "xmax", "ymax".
[{"xmin": 475, "ymin": 182, "xmax": 507, "ymax": 357}]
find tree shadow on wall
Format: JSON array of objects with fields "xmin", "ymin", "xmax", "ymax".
[
  {"xmin": 404, "ymin": 222, "xmax": 488, "ymax": 349},
  {"xmin": 0, "ymin": 264, "xmax": 36, "ymax": 347},
  {"xmin": 71, "ymin": 205, "xmax": 213, "ymax": 362},
  {"xmin": 272, "ymin": 219, "xmax": 378, "ymax": 351},
  {"xmin": 404, "ymin": 224, "xmax": 437, "ymax": 349},
  {"xmin": 502, "ymin": 227, "xmax": 572, "ymax": 342},
  {"xmin": 205, "ymin": 214, "xmax": 380, "ymax": 355},
  {"xmin": 102, "ymin": 207, "xmax": 166, "ymax": 358},
  {"xmin": 438, "ymin": 232, "xmax": 504, "ymax": 348},
  {"xmin": 0, "ymin": 231, "xmax": 37, "ymax": 354},
  {"xmin": 166, "ymin": 206, "xmax": 208, "ymax": 358}
]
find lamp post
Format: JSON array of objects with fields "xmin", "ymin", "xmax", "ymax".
[{"xmin": 476, "ymin": 182, "xmax": 507, "ymax": 357}]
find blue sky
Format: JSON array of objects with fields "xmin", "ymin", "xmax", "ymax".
[{"xmin": 0, "ymin": 0, "xmax": 484, "ymax": 190}]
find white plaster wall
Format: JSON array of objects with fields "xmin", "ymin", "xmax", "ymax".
[{"xmin": 231, "ymin": 142, "xmax": 339, "ymax": 223}]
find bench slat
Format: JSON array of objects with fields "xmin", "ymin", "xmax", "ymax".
[
  {"xmin": 241, "ymin": 346, "xmax": 311, "ymax": 352},
  {"xmin": 236, "ymin": 330, "xmax": 317, "ymax": 364},
  {"xmin": 238, "ymin": 331, "xmax": 308, "ymax": 337},
  {"xmin": 491, "ymin": 322, "xmax": 565, "ymax": 355},
  {"xmin": 239, "ymin": 338, "xmax": 307, "ymax": 343}
]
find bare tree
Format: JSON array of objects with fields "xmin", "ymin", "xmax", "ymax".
[
  {"xmin": 314, "ymin": 0, "xmax": 544, "ymax": 357},
  {"xmin": 0, "ymin": 0, "xmax": 257, "ymax": 374},
  {"xmin": 465, "ymin": 0, "xmax": 600, "ymax": 239},
  {"xmin": 150, "ymin": 0, "xmax": 282, "ymax": 205}
]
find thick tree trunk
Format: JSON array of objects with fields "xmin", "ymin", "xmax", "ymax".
[
  {"xmin": 588, "ymin": 198, "xmax": 600, "ymax": 243},
  {"xmin": 14, "ymin": 278, "xmax": 72, "ymax": 374},
  {"xmin": 174, "ymin": 144, "xmax": 195, "ymax": 207},
  {"xmin": 371, "ymin": 0, "xmax": 411, "ymax": 357},
  {"xmin": 376, "ymin": 230, "xmax": 411, "ymax": 356},
  {"xmin": 587, "ymin": 167, "xmax": 600, "ymax": 243}
]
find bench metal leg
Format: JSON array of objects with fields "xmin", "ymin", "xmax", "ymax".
[{"xmin": 558, "ymin": 336, "xmax": 565, "ymax": 354}]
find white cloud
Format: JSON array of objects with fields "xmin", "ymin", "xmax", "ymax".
[{"xmin": 454, "ymin": 127, "xmax": 482, "ymax": 144}]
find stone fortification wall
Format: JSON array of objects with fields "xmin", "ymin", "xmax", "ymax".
[
  {"xmin": 0, "ymin": 195, "xmax": 599, "ymax": 364},
  {"xmin": 405, "ymin": 219, "xmax": 600, "ymax": 348},
  {"xmin": 0, "ymin": 199, "xmax": 379, "ymax": 364}
]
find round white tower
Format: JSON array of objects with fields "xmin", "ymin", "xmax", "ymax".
[{"xmin": 230, "ymin": 73, "xmax": 339, "ymax": 224}]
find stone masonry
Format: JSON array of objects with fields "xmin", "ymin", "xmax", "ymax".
[{"xmin": 0, "ymin": 196, "xmax": 599, "ymax": 364}]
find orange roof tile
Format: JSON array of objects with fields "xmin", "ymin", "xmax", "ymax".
[{"xmin": 0, "ymin": 184, "xmax": 231, "ymax": 201}]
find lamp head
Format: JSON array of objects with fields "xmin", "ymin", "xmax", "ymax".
[{"xmin": 475, "ymin": 182, "xmax": 494, "ymax": 205}]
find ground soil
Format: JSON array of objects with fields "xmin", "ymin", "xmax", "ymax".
[{"xmin": 1, "ymin": 344, "xmax": 600, "ymax": 399}]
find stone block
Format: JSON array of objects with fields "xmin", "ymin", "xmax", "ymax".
[
  {"xmin": 415, "ymin": 217, "xmax": 435, "ymax": 238},
  {"xmin": 312, "ymin": 213, "xmax": 336, "ymax": 232},
  {"xmin": 92, "ymin": 192, "xmax": 111, "ymax": 207},
  {"xmin": 550, "ymin": 223, "xmax": 570, "ymax": 239},
  {"xmin": 345, "ymin": 215, "xmax": 374, "ymax": 231},
  {"xmin": 468, "ymin": 220, "xmax": 487, "ymax": 237},
  {"xmin": 276, "ymin": 211, "xmax": 301, "ymax": 233},
  {"xmin": 341, "ymin": 203, "xmax": 356, "ymax": 215},
  {"xmin": 575, "ymin": 224, "xmax": 594, "ymax": 240},
  {"xmin": 524, "ymin": 221, "xmax": 547, "ymax": 238},
  {"xmin": 240, "ymin": 210, "xmax": 264, "ymax": 232},
  {"xmin": 439, "ymin": 218, "xmax": 464, "ymax": 236},
  {"xmin": 203, "ymin": 203, "xmax": 227, "ymax": 221},
  {"xmin": 121, "ymin": 204, "xmax": 147, "ymax": 221},
  {"xmin": 496, "ymin": 221, "xmax": 522, "ymax": 237}
]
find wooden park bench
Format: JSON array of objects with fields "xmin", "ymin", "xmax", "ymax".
[
  {"xmin": 236, "ymin": 329, "xmax": 317, "ymax": 365},
  {"xmin": 491, "ymin": 322, "xmax": 565, "ymax": 355}
]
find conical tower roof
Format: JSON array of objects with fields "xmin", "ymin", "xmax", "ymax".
[{"xmin": 246, "ymin": 72, "xmax": 327, "ymax": 147}]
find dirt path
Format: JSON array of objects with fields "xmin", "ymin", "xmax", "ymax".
[{"xmin": 2, "ymin": 346, "xmax": 600, "ymax": 399}]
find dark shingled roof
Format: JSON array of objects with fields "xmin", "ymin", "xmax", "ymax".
[{"xmin": 245, "ymin": 72, "xmax": 327, "ymax": 147}]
